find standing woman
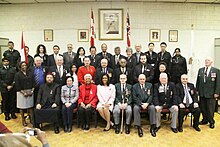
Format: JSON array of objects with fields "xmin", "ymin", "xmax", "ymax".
[
  {"xmin": 73, "ymin": 47, "xmax": 85, "ymax": 69},
  {"xmin": 15, "ymin": 61, "xmax": 35, "ymax": 126},
  {"xmin": 61, "ymin": 76, "xmax": 79, "ymax": 132},
  {"xmin": 170, "ymin": 48, "xmax": 187, "ymax": 84},
  {"xmin": 97, "ymin": 74, "xmax": 115, "ymax": 131},
  {"xmin": 34, "ymin": 44, "xmax": 48, "ymax": 67}
]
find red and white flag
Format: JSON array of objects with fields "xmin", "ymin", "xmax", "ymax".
[
  {"xmin": 90, "ymin": 9, "xmax": 95, "ymax": 47},
  {"xmin": 126, "ymin": 11, "xmax": 131, "ymax": 47},
  {"xmin": 20, "ymin": 32, "xmax": 28, "ymax": 63}
]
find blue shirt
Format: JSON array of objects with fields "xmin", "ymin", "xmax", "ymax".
[{"xmin": 34, "ymin": 66, "xmax": 45, "ymax": 86}]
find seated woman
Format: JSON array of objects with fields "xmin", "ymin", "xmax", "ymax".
[
  {"xmin": 78, "ymin": 74, "xmax": 98, "ymax": 131},
  {"xmin": 34, "ymin": 73, "xmax": 61, "ymax": 134},
  {"xmin": 15, "ymin": 61, "xmax": 35, "ymax": 126},
  {"xmin": 97, "ymin": 74, "xmax": 116, "ymax": 131},
  {"xmin": 61, "ymin": 76, "xmax": 79, "ymax": 133}
]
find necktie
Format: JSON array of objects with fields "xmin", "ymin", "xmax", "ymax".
[
  {"xmin": 141, "ymin": 84, "xmax": 145, "ymax": 94},
  {"xmin": 122, "ymin": 68, "xmax": 125, "ymax": 74},
  {"xmin": 54, "ymin": 54, "xmax": 57, "ymax": 63},
  {"xmin": 184, "ymin": 85, "xmax": 190, "ymax": 107},
  {"xmin": 69, "ymin": 53, "xmax": 72, "ymax": 58},
  {"xmin": 142, "ymin": 65, "xmax": 145, "ymax": 73},
  {"xmin": 137, "ymin": 53, "xmax": 140, "ymax": 63},
  {"xmin": 204, "ymin": 67, "xmax": 208, "ymax": 83},
  {"xmin": 35, "ymin": 68, "xmax": 40, "ymax": 85},
  {"xmin": 59, "ymin": 66, "xmax": 62, "ymax": 78},
  {"xmin": 164, "ymin": 84, "xmax": 166, "ymax": 95},
  {"xmin": 115, "ymin": 55, "xmax": 118, "ymax": 64}
]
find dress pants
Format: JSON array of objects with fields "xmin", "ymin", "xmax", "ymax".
[
  {"xmin": 78, "ymin": 106, "xmax": 94, "ymax": 125},
  {"xmin": 1, "ymin": 91, "xmax": 16, "ymax": 116},
  {"xmin": 62, "ymin": 103, "xmax": 77, "ymax": 126},
  {"xmin": 113, "ymin": 105, "xmax": 132, "ymax": 125},
  {"xmin": 178, "ymin": 105, "xmax": 200, "ymax": 127},
  {"xmin": 200, "ymin": 97, "xmax": 216, "ymax": 124},
  {"xmin": 133, "ymin": 104, "xmax": 156, "ymax": 127},
  {"xmin": 156, "ymin": 106, "xmax": 178, "ymax": 128}
]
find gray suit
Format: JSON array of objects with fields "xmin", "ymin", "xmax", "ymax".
[
  {"xmin": 113, "ymin": 83, "xmax": 132, "ymax": 125},
  {"xmin": 132, "ymin": 82, "xmax": 156, "ymax": 127},
  {"xmin": 63, "ymin": 52, "xmax": 76, "ymax": 70}
]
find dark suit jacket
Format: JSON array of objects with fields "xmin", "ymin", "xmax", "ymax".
[
  {"xmin": 132, "ymin": 52, "xmax": 143, "ymax": 65},
  {"xmin": 0, "ymin": 66, "xmax": 16, "ymax": 93},
  {"xmin": 176, "ymin": 82, "xmax": 198, "ymax": 105},
  {"xmin": 63, "ymin": 52, "xmax": 76, "ymax": 69},
  {"xmin": 171, "ymin": 55, "xmax": 187, "ymax": 77},
  {"xmin": 196, "ymin": 67, "xmax": 220, "ymax": 98},
  {"xmin": 73, "ymin": 56, "xmax": 84, "ymax": 69},
  {"xmin": 153, "ymin": 82, "xmax": 178, "ymax": 107},
  {"xmin": 48, "ymin": 65, "xmax": 68, "ymax": 86},
  {"xmin": 114, "ymin": 67, "xmax": 133, "ymax": 85},
  {"xmin": 145, "ymin": 51, "xmax": 158, "ymax": 69},
  {"xmin": 133, "ymin": 63, "xmax": 154, "ymax": 83},
  {"xmin": 132, "ymin": 82, "xmax": 153, "ymax": 106},
  {"xmin": 158, "ymin": 51, "xmax": 171, "ymax": 72},
  {"xmin": 88, "ymin": 54, "xmax": 101, "ymax": 68},
  {"xmin": 36, "ymin": 82, "xmax": 60, "ymax": 107},
  {"xmin": 95, "ymin": 67, "xmax": 114, "ymax": 85},
  {"xmin": 112, "ymin": 54, "xmax": 126, "ymax": 69},
  {"xmin": 114, "ymin": 83, "xmax": 132, "ymax": 105},
  {"xmin": 47, "ymin": 54, "xmax": 63, "ymax": 67},
  {"xmin": 97, "ymin": 52, "xmax": 113, "ymax": 68},
  {"xmin": 126, "ymin": 56, "xmax": 136, "ymax": 70}
]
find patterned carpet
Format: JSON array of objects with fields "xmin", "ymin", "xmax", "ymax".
[{"xmin": 1, "ymin": 113, "xmax": 220, "ymax": 147}]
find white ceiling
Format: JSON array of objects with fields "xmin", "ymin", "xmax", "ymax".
[{"xmin": 0, "ymin": 0, "xmax": 220, "ymax": 4}]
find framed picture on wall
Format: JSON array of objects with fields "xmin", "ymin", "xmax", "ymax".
[
  {"xmin": 149, "ymin": 29, "xmax": 161, "ymax": 42},
  {"xmin": 169, "ymin": 30, "xmax": 178, "ymax": 42},
  {"xmin": 99, "ymin": 9, "xmax": 123, "ymax": 40},
  {"xmin": 78, "ymin": 29, "xmax": 89, "ymax": 42},
  {"xmin": 44, "ymin": 29, "xmax": 53, "ymax": 42}
]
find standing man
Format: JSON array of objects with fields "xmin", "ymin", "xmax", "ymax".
[
  {"xmin": 176, "ymin": 74, "xmax": 201, "ymax": 132},
  {"xmin": 145, "ymin": 43, "xmax": 158, "ymax": 72},
  {"xmin": 97, "ymin": 43, "xmax": 113, "ymax": 68},
  {"xmin": 153, "ymin": 73, "xmax": 179, "ymax": 133},
  {"xmin": 113, "ymin": 74, "xmax": 132, "ymax": 134},
  {"xmin": 88, "ymin": 46, "xmax": 100, "ymax": 68},
  {"xmin": 196, "ymin": 57, "xmax": 220, "ymax": 129},
  {"xmin": 157, "ymin": 42, "xmax": 171, "ymax": 72},
  {"xmin": 3, "ymin": 41, "xmax": 20, "ymax": 69},
  {"xmin": 112, "ymin": 46, "xmax": 126, "ymax": 69},
  {"xmin": 47, "ymin": 45, "xmax": 62, "ymax": 67},
  {"xmin": 133, "ymin": 74, "xmax": 156, "ymax": 137},
  {"xmin": 63, "ymin": 43, "xmax": 76, "ymax": 70},
  {"xmin": 0, "ymin": 58, "xmax": 17, "ymax": 120},
  {"xmin": 132, "ymin": 44, "xmax": 143, "ymax": 65}
]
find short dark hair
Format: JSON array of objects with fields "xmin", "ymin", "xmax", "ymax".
[
  {"xmin": 66, "ymin": 76, "xmax": 74, "ymax": 83},
  {"xmin": 100, "ymin": 73, "xmax": 110, "ymax": 86},
  {"xmin": 160, "ymin": 42, "xmax": 167, "ymax": 46},
  {"xmin": 36, "ymin": 44, "xmax": 47, "ymax": 54},
  {"xmin": 8, "ymin": 41, "xmax": 14, "ymax": 45},
  {"xmin": 19, "ymin": 61, "xmax": 27, "ymax": 69},
  {"xmin": 89, "ymin": 46, "xmax": 96, "ymax": 51},
  {"xmin": 25, "ymin": 46, "xmax": 29, "ymax": 49},
  {"xmin": 53, "ymin": 45, "xmax": 60, "ymax": 49},
  {"xmin": 2, "ymin": 57, "xmax": 9, "ymax": 62},
  {"xmin": 148, "ymin": 42, "xmax": 154, "ymax": 46}
]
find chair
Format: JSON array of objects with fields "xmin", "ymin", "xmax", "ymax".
[{"xmin": 184, "ymin": 108, "xmax": 193, "ymax": 127}]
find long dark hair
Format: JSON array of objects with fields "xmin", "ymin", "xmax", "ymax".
[
  {"xmin": 36, "ymin": 44, "xmax": 47, "ymax": 54},
  {"xmin": 100, "ymin": 73, "xmax": 110, "ymax": 86},
  {"xmin": 76, "ymin": 47, "xmax": 85, "ymax": 57}
]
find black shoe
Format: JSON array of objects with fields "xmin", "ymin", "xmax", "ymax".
[
  {"xmin": 155, "ymin": 126, "xmax": 160, "ymax": 132},
  {"xmin": 115, "ymin": 125, "xmax": 120, "ymax": 134},
  {"xmin": 64, "ymin": 125, "xmax": 68, "ymax": 132},
  {"xmin": 5, "ymin": 116, "xmax": 11, "ymax": 121},
  {"xmin": 11, "ymin": 114, "xmax": 17, "ymax": 119},
  {"xmin": 171, "ymin": 127, "xmax": 178, "ymax": 133},
  {"xmin": 210, "ymin": 123, "xmax": 215, "ymax": 129},
  {"xmin": 85, "ymin": 124, "xmax": 90, "ymax": 130},
  {"xmin": 68, "ymin": 125, "xmax": 72, "ymax": 132},
  {"xmin": 178, "ymin": 127, "xmax": 183, "ymax": 132},
  {"xmin": 150, "ymin": 128, "xmax": 156, "ymax": 137},
  {"xmin": 125, "ymin": 125, "xmax": 130, "ymax": 134},
  {"xmin": 193, "ymin": 126, "xmax": 201, "ymax": 132},
  {"xmin": 199, "ymin": 120, "xmax": 208, "ymax": 125},
  {"xmin": 137, "ymin": 127, "xmax": 143, "ymax": 137},
  {"xmin": 54, "ymin": 127, "xmax": 60, "ymax": 134}
]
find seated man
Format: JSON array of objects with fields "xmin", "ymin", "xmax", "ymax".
[
  {"xmin": 113, "ymin": 74, "xmax": 132, "ymax": 134},
  {"xmin": 176, "ymin": 74, "xmax": 201, "ymax": 132},
  {"xmin": 133, "ymin": 74, "xmax": 156, "ymax": 137},
  {"xmin": 78, "ymin": 74, "xmax": 98, "ymax": 131},
  {"xmin": 153, "ymin": 73, "xmax": 179, "ymax": 133},
  {"xmin": 34, "ymin": 73, "xmax": 61, "ymax": 134}
]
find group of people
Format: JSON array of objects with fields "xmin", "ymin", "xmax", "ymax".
[{"xmin": 0, "ymin": 41, "xmax": 219, "ymax": 138}]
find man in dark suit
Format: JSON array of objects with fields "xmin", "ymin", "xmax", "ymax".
[
  {"xmin": 133, "ymin": 74, "xmax": 156, "ymax": 137},
  {"xmin": 47, "ymin": 45, "xmax": 63, "ymax": 67},
  {"xmin": 157, "ymin": 42, "xmax": 171, "ymax": 72},
  {"xmin": 96, "ymin": 43, "xmax": 113, "ymax": 68},
  {"xmin": 153, "ymin": 73, "xmax": 179, "ymax": 133},
  {"xmin": 145, "ymin": 42, "xmax": 158, "ymax": 71},
  {"xmin": 126, "ymin": 47, "xmax": 136, "ymax": 71},
  {"xmin": 113, "ymin": 74, "xmax": 132, "ymax": 134},
  {"xmin": 88, "ymin": 46, "xmax": 101, "ymax": 68},
  {"xmin": 0, "ymin": 58, "xmax": 17, "ymax": 120},
  {"xmin": 176, "ymin": 74, "xmax": 201, "ymax": 132},
  {"xmin": 132, "ymin": 43, "xmax": 143, "ymax": 65},
  {"xmin": 114, "ymin": 58, "xmax": 133, "ymax": 85},
  {"xmin": 63, "ymin": 43, "xmax": 76, "ymax": 70},
  {"xmin": 196, "ymin": 57, "xmax": 220, "ymax": 129},
  {"xmin": 95, "ymin": 58, "xmax": 114, "ymax": 85},
  {"xmin": 112, "ymin": 46, "xmax": 126, "ymax": 69},
  {"xmin": 49, "ymin": 56, "xmax": 67, "ymax": 87},
  {"xmin": 133, "ymin": 54, "xmax": 154, "ymax": 83}
]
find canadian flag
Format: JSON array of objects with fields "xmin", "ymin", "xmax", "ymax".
[
  {"xmin": 20, "ymin": 32, "xmax": 28, "ymax": 63},
  {"xmin": 90, "ymin": 9, "xmax": 95, "ymax": 47},
  {"xmin": 126, "ymin": 11, "xmax": 131, "ymax": 47}
]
